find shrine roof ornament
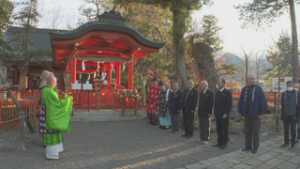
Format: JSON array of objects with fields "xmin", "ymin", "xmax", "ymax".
[
  {"xmin": 97, "ymin": 6, "xmax": 126, "ymax": 22},
  {"xmin": 49, "ymin": 7, "xmax": 164, "ymax": 49}
]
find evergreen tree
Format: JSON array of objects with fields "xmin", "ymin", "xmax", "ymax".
[
  {"xmin": 78, "ymin": 0, "xmax": 113, "ymax": 24},
  {"xmin": 114, "ymin": 0, "xmax": 213, "ymax": 90},
  {"xmin": 265, "ymin": 31, "xmax": 293, "ymax": 81},
  {"xmin": 0, "ymin": 0, "xmax": 14, "ymax": 56},
  {"xmin": 192, "ymin": 14, "xmax": 223, "ymax": 56},
  {"xmin": 235, "ymin": 0, "xmax": 299, "ymax": 83},
  {"xmin": 3, "ymin": 0, "xmax": 51, "ymax": 87}
]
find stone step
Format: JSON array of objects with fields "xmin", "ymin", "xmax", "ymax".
[
  {"xmin": 71, "ymin": 109, "xmax": 147, "ymax": 122},
  {"xmin": 73, "ymin": 109, "xmax": 147, "ymax": 117},
  {"xmin": 71, "ymin": 114, "xmax": 147, "ymax": 122}
]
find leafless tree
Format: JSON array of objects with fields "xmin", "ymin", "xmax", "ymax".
[
  {"xmin": 239, "ymin": 45, "xmax": 254, "ymax": 86},
  {"xmin": 254, "ymin": 50, "xmax": 267, "ymax": 83}
]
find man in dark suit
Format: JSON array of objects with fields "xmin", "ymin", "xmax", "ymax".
[
  {"xmin": 182, "ymin": 80, "xmax": 198, "ymax": 139},
  {"xmin": 168, "ymin": 82, "xmax": 183, "ymax": 134},
  {"xmin": 213, "ymin": 79, "xmax": 232, "ymax": 149},
  {"xmin": 197, "ymin": 81, "xmax": 214, "ymax": 144}
]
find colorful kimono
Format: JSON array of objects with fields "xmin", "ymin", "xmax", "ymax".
[
  {"xmin": 146, "ymin": 86, "xmax": 160, "ymax": 123},
  {"xmin": 41, "ymin": 85, "xmax": 72, "ymax": 157},
  {"xmin": 159, "ymin": 87, "xmax": 172, "ymax": 126}
]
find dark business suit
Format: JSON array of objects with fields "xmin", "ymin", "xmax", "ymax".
[
  {"xmin": 214, "ymin": 88, "xmax": 232, "ymax": 146},
  {"xmin": 198, "ymin": 89, "xmax": 214, "ymax": 141},
  {"xmin": 168, "ymin": 89, "xmax": 183, "ymax": 132},
  {"xmin": 183, "ymin": 88, "xmax": 198, "ymax": 137}
]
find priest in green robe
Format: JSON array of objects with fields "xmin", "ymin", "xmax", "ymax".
[{"xmin": 41, "ymin": 75, "xmax": 72, "ymax": 160}]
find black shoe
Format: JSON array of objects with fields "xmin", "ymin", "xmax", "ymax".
[
  {"xmin": 164, "ymin": 126, "xmax": 170, "ymax": 130},
  {"xmin": 181, "ymin": 134, "xmax": 188, "ymax": 137},
  {"xmin": 159, "ymin": 125, "xmax": 163, "ymax": 129},
  {"xmin": 186, "ymin": 135, "xmax": 192, "ymax": 139},
  {"xmin": 213, "ymin": 144, "xmax": 221, "ymax": 147},
  {"xmin": 281, "ymin": 143, "xmax": 289, "ymax": 147},
  {"xmin": 252, "ymin": 149, "xmax": 257, "ymax": 153},
  {"xmin": 220, "ymin": 145, "xmax": 226, "ymax": 149},
  {"xmin": 242, "ymin": 147, "xmax": 252, "ymax": 151}
]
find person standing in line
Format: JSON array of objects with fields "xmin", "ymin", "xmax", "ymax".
[
  {"xmin": 158, "ymin": 81, "xmax": 172, "ymax": 129},
  {"xmin": 197, "ymin": 81, "xmax": 214, "ymax": 144},
  {"xmin": 281, "ymin": 81, "xmax": 300, "ymax": 148},
  {"xmin": 293, "ymin": 83, "xmax": 300, "ymax": 143},
  {"xmin": 237, "ymin": 75, "xmax": 267, "ymax": 153},
  {"xmin": 146, "ymin": 77, "xmax": 160, "ymax": 125},
  {"xmin": 213, "ymin": 79, "xmax": 232, "ymax": 149},
  {"xmin": 168, "ymin": 82, "xmax": 183, "ymax": 134},
  {"xmin": 182, "ymin": 80, "xmax": 198, "ymax": 139}
]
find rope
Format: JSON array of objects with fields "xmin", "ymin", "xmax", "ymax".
[{"xmin": 0, "ymin": 111, "xmax": 36, "ymax": 124}]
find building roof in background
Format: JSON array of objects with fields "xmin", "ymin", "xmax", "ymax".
[{"xmin": 3, "ymin": 26, "xmax": 69, "ymax": 63}]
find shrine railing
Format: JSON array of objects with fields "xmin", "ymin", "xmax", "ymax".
[{"xmin": 0, "ymin": 100, "xmax": 39, "ymax": 130}]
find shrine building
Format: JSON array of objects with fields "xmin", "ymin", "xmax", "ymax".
[{"xmin": 2, "ymin": 9, "xmax": 164, "ymax": 110}]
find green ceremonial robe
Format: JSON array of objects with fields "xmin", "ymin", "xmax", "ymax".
[{"xmin": 42, "ymin": 85, "xmax": 73, "ymax": 146}]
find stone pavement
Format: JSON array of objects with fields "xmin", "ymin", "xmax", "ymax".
[
  {"xmin": 0, "ymin": 120, "xmax": 283, "ymax": 169},
  {"xmin": 179, "ymin": 136, "xmax": 300, "ymax": 169}
]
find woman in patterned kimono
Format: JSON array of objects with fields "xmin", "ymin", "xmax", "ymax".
[
  {"xmin": 146, "ymin": 77, "xmax": 160, "ymax": 125},
  {"xmin": 158, "ymin": 81, "xmax": 172, "ymax": 129}
]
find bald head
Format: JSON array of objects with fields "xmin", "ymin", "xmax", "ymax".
[
  {"xmin": 47, "ymin": 75, "xmax": 57, "ymax": 89},
  {"xmin": 247, "ymin": 75, "xmax": 255, "ymax": 86},
  {"xmin": 42, "ymin": 70, "xmax": 50, "ymax": 79}
]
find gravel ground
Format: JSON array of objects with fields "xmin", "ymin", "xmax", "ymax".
[{"xmin": 0, "ymin": 120, "xmax": 279, "ymax": 169}]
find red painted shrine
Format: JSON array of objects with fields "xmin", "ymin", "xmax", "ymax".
[{"xmin": 48, "ymin": 9, "xmax": 164, "ymax": 109}]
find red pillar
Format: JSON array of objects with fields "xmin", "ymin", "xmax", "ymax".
[
  {"xmin": 116, "ymin": 65, "xmax": 121, "ymax": 86},
  {"xmin": 128, "ymin": 61, "xmax": 134, "ymax": 89},
  {"xmin": 108, "ymin": 63, "xmax": 113, "ymax": 86},
  {"xmin": 70, "ymin": 57, "xmax": 77, "ymax": 84}
]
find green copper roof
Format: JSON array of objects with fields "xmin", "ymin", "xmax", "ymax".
[{"xmin": 49, "ymin": 9, "xmax": 165, "ymax": 49}]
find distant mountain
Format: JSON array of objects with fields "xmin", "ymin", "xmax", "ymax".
[
  {"xmin": 216, "ymin": 52, "xmax": 270, "ymax": 85},
  {"xmin": 216, "ymin": 52, "xmax": 243, "ymax": 84}
]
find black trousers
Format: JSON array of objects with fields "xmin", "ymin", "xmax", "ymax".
[
  {"xmin": 199, "ymin": 117, "xmax": 210, "ymax": 141},
  {"xmin": 216, "ymin": 117, "xmax": 229, "ymax": 146},
  {"xmin": 284, "ymin": 116, "xmax": 296, "ymax": 145},
  {"xmin": 244, "ymin": 115, "xmax": 261, "ymax": 150},
  {"xmin": 183, "ymin": 113, "xmax": 194, "ymax": 136}
]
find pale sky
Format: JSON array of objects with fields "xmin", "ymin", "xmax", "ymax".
[{"xmin": 32, "ymin": 0, "xmax": 300, "ymax": 57}]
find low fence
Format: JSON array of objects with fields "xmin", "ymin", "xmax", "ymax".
[{"xmin": 0, "ymin": 100, "xmax": 40, "ymax": 130}]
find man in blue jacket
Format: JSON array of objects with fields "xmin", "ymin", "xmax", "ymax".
[
  {"xmin": 168, "ymin": 82, "xmax": 183, "ymax": 134},
  {"xmin": 213, "ymin": 79, "xmax": 232, "ymax": 149},
  {"xmin": 238, "ymin": 75, "xmax": 267, "ymax": 153},
  {"xmin": 281, "ymin": 81, "xmax": 300, "ymax": 148}
]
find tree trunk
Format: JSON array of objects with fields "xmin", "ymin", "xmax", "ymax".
[
  {"xmin": 245, "ymin": 55, "xmax": 248, "ymax": 86},
  {"xmin": 289, "ymin": 0, "xmax": 299, "ymax": 83},
  {"xmin": 173, "ymin": 10, "xmax": 187, "ymax": 90}
]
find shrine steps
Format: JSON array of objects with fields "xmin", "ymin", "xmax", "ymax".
[{"xmin": 71, "ymin": 109, "xmax": 147, "ymax": 122}]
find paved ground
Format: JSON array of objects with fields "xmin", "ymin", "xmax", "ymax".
[
  {"xmin": 181, "ymin": 136, "xmax": 300, "ymax": 169},
  {"xmin": 0, "ymin": 120, "xmax": 279, "ymax": 169}
]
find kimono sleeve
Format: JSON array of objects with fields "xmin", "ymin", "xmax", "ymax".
[{"xmin": 43, "ymin": 89, "xmax": 73, "ymax": 133}]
